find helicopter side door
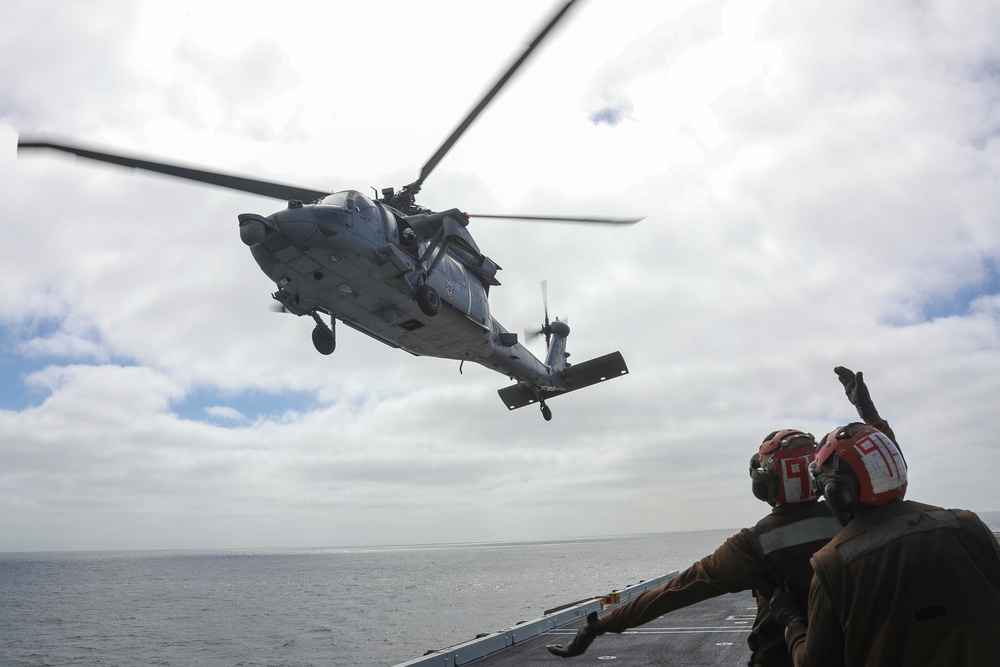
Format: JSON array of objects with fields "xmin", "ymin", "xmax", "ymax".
[
  {"xmin": 417, "ymin": 250, "xmax": 487, "ymax": 327},
  {"xmin": 445, "ymin": 254, "xmax": 492, "ymax": 327},
  {"xmin": 375, "ymin": 201, "xmax": 399, "ymax": 245},
  {"xmin": 439, "ymin": 253, "xmax": 471, "ymax": 315}
]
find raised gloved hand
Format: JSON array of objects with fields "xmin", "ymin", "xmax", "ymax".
[
  {"xmin": 546, "ymin": 611, "xmax": 604, "ymax": 658},
  {"xmin": 769, "ymin": 581, "xmax": 806, "ymax": 631},
  {"xmin": 834, "ymin": 366, "xmax": 877, "ymax": 420}
]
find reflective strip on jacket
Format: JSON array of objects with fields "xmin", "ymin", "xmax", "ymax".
[
  {"xmin": 600, "ymin": 501, "xmax": 840, "ymax": 667},
  {"xmin": 787, "ymin": 500, "xmax": 1000, "ymax": 667}
]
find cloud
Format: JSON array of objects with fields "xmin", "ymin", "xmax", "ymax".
[
  {"xmin": 2, "ymin": 0, "xmax": 1000, "ymax": 552},
  {"xmin": 202, "ymin": 405, "xmax": 247, "ymax": 423},
  {"xmin": 590, "ymin": 106, "xmax": 629, "ymax": 126}
]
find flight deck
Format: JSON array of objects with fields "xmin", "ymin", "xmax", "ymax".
[
  {"xmin": 393, "ymin": 572, "xmax": 760, "ymax": 667},
  {"xmin": 394, "ymin": 530, "xmax": 1000, "ymax": 667}
]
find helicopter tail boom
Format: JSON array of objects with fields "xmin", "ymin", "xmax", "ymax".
[{"xmin": 497, "ymin": 351, "xmax": 629, "ymax": 411}]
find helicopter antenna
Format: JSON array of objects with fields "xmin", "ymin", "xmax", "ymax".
[{"xmin": 403, "ymin": 0, "xmax": 580, "ymax": 201}]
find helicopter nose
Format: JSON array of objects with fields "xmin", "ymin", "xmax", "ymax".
[{"xmin": 238, "ymin": 213, "xmax": 272, "ymax": 247}]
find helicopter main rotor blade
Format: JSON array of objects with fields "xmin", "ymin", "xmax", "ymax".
[
  {"xmin": 467, "ymin": 212, "xmax": 643, "ymax": 225},
  {"xmin": 17, "ymin": 137, "xmax": 330, "ymax": 203},
  {"xmin": 411, "ymin": 0, "xmax": 580, "ymax": 191}
]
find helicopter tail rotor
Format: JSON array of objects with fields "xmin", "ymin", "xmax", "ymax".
[
  {"xmin": 524, "ymin": 280, "xmax": 553, "ymax": 348},
  {"xmin": 524, "ymin": 280, "xmax": 570, "ymax": 349}
]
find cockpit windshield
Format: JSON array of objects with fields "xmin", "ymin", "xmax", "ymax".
[{"xmin": 319, "ymin": 190, "xmax": 378, "ymax": 219}]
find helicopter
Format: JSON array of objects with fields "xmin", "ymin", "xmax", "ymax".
[{"xmin": 17, "ymin": 0, "xmax": 639, "ymax": 421}]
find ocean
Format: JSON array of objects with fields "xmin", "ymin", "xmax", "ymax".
[{"xmin": 3, "ymin": 512, "xmax": 998, "ymax": 667}]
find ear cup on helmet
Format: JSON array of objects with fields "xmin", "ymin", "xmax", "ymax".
[
  {"xmin": 813, "ymin": 453, "xmax": 862, "ymax": 524},
  {"xmin": 751, "ymin": 469, "xmax": 777, "ymax": 504},
  {"xmin": 822, "ymin": 479, "xmax": 859, "ymax": 521}
]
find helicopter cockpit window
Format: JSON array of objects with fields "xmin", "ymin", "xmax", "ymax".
[
  {"xmin": 353, "ymin": 194, "xmax": 379, "ymax": 223},
  {"xmin": 319, "ymin": 190, "xmax": 378, "ymax": 219},
  {"xmin": 319, "ymin": 191, "xmax": 382, "ymax": 233},
  {"xmin": 319, "ymin": 191, "xmax": 350, "ymax": 208}
]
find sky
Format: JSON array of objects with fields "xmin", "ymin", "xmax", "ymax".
[{"xmin": 2, "ymin": 0, "xmax": 999, "ymax": 553}]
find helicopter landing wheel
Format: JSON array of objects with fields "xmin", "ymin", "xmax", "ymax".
[
  {"xmin": 541, "ymin": 404, "xmax": 552, "ymax": 421},
  {"xmin": 416, "ymin": 284, "xmax": 440, "ymax": 317},
  {"xmin": 312, "ymin": 324, "xmax": 336, "ymax": 355}
]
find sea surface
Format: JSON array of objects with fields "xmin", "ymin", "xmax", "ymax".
[{"xmin": 3, "ymin": 512, "xmax": 999, "ymax": 667}]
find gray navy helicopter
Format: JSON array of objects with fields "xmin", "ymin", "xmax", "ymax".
[{"xmin": 18, "ymin": 0, "xmax": 637, "ymax": 421}]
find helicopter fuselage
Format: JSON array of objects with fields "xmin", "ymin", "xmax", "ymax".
[
  {"xmin": 239, "ymin": 189, "xmax": 561, "ymax": 389},
  {"xmin": 18, "ymin": 1, "xmax": 632, "ymax": 420}
]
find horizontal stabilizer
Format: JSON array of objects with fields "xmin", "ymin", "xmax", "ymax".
[{"xmin": 498, "ymin": 351, "xmax": 629, "ymax": 410}]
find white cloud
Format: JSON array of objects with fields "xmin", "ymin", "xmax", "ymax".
[
  {"xmin": 203, "ymin": 405, "xmax": 247, "ymax": 422},
  {"xmin": 2, "ymin": 0, "xmax": 1000, "ymax": 552}
]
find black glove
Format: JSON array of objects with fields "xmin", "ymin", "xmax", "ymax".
[
  {"xmin": 547, "ymin": 611, "xmax": 604, "ymax": 658},
  {"xmin": 834, "ymin": 366, "xmax": 877, "ymax": 420},
  {"xmin": 769, "ymin": 581, "xmax": 806, "ymax": 630}
]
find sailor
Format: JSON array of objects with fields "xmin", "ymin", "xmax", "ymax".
[
  {"xmin": 769, "ymin": 420, "xmax": 1000, "ymax": 666},
  {"xmin": 547, "ymin": 367, "xmax": 886, "ymax": 666}
]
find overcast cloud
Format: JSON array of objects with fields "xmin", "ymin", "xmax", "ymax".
[{"xmin": 1, "ymin": 0, "xmax": 999, "ymax": 552}]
